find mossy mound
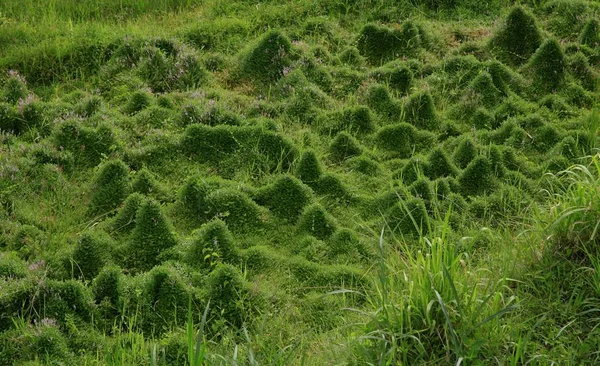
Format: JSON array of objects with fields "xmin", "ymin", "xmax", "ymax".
[
  {"xmin": 132, "ymin": 167, "xmax": 165, "ymax": 199},
  {"xmin": 345, "ymin": 155, "xmax": 380, "ymax": 175},
  {"xmin": 364, "ymin": 84, "xmax": 402, "ymax": 121},
  {"xmin": 357, "ymin": 22, "xmax": 422, "ymax": 64},
  {"xmin": 371, "ymin": 63, "xmax": 413, "ymax": 94},
  {"xmin": 88, "ymin": 159, "xmax": 130, "ymax": 216},
  {"xmin": 489, "ymin": 6, "xmax": 542, "ymax": 66},
  {"xmin": 314, "ymin": 174, "xmax": 352, "ymax": 202},
  {"xmin": 566, "ymin": 52, "xmax": 598, "ymax": 91},
  {"xmin": 178, "ymin": 177, "xmax": 224, "ymax": 221},
  {"xmin": 128, "ymin": 199, "xmax": 178, "ymax": 272},
  {"xmin": 453, "ymin": 137, "xmax": 478, "ymax": 169},
  {"xmin": 329, "ymin": 132, "xmax": 363, "ymax": 162},
  {"xmin": 295, "ymin": 150, "xmax": 323, "ymax": 185},
  {"xmin": 580, "ymin": 18, "xmax": 600, "ymax": 48},
  {"xmin": 2, "ymin": 72, "xmax": 28, "ymax": 104},
  {"xmin": 235, "ymin": 30, "xmax": 293, "ymax": 85},
  {"xmin": 187, "ymin": 219, "xmax": 237, "ymax": 269},
  {"xmin": 73, "ymin": 231, "xmax": 112, "ymax": 281},
  {"xmin": 466, "ymin": 72, "xmax": 504, "ymax": 109},
  {"xmin": 111, "ymin": 193, "xmax": 145, "ymax": 234},
  {"xmin": 524, "ymin": 39, "xmax": 565, "ymax": 94},
  {"xmin": 376, "ymin": 123, "xmax": 436, "ymax": 158},
  {"xmin": 206, "ymin": 189, "xmax": 265, "ymax": 232},
  {"xmin": 427, "ymin": 147, "xmax": 459, "ymax": 179},
  {"xmin": 394, "ymin": 156, "xmax": 429, "ymax": 185},
  {"xmin": 254, "ymin": 175, "xmax": 313, "ymax": 223},
  {"xmin": 386, "ymin": 198, "xmax": 430, "ymax": 237},
  {"xmin": 487, "ymin": 145, "xmax": 507, "ymax": 178},
  {"xmin": 53, "ymin": 121, "xmax": 117, "ymax": 166},
  {"xmin": 458, "ymin": 155, "xmax": 495, "ymax": 196},
  {"xmin": 11, "ymin": 225, "xmax": 47, "ymax": 260},
  {"xmin": 471, "ymin": 108, "xmax": 496, "ymax": 130},
  {"xmin": 409, "ymin": 177, "xmax": 434, "ymax": 204},
  {"xmin": 206, "ymin": 263, "xmax": 258, "ymax": 328},
  {"xmin": 404, "ymin": 91, "xmax": 438, "ymax": 130},
  {"xmin": 123, "ymin": 90, "xmax": 153, "ymax": 115},
  {"xmin": 298, "ymin": 204, "xmax": 337, "ymax": 240},
  {"xmin": 92, "ymin": 265, "xmax": 123, "ymax": 307},
  {"xmin": 0, "ymin": 252, "xmax": 27, "ymax": 279},
  {"xmin": 328, "ymin": 228, "xmax": 361, "ymax": 259},
  {"xmin": 0, "ymin": 103, "xmax": 19, "ymax": 134},
  {"xmin": 338, "ymin": 47, "xmax": 364, "ymax": 66},
  {"xmin": 317, "ymin": 106, "xmax": 376, "ymax": 136},
  {"xmin": 0, "ymin": 323, "xmax": 72, "ymax": 364}
]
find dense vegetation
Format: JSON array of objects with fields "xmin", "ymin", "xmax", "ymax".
[{"xmin": 1, "ymin": 0, "xmax": 600, "ymax": 364}]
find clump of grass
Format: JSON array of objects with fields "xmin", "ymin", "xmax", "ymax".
[
  {"xmin": 186, "ymin": 219, "xmax": 237, "ymax": 269},
  {"xmin": 72, "ymin": 230, "xmax": 113, "ymax": 281},
  {"xmin": 123, "ymin": 90, "xmax": 153, "ymax": 115},
  {"xmin": 128, "ymin": 199, "xmax": 177, "ymax": 272},
  {"xmin": 489, "ymin": 6, "xmax": 542, "ymax": 66},
  {"xmin": 297, "ymin": 204, "xmax": 337, "ymax": 240},
  {"xmin": 458, "ymin": 155, "xmax": 495, "ymax": 197},
  {"xmin": 295, "ymin": 149, "xmax": 323, "ymax": 185},
  {"xmin": 364, "ymin": 83, "xmax": 402, "ymax": 121},
  {"xmin": 579, "ymin": 18, "xmax": 600, "ymax": 48},
  {"xmin": 386, "ymin": 197, "xmax": 430, "ymax": 237},
  {"xmin": 54, "ymin": 121, "xmax": 117, "ymax": 166},
  {"xmin": 566, "ymin": 52, "xmax": 598, "ymax": 91},
  {"xmin": 329, "ymin": 132, "xmax": 363, "ymax": 162},
  {"xmin": 404, "ymin": 90, "xmax": 438, "ymax": 131},
  {"xmin": 371, "ymin": 63, "xmax": 413, "ymax": 94},
  {"xmin": 453, "ymin": 137, "xmax": 478, "ymax": 169},
  {"xmin": 206, "ymin": 188, "xmax": 265, "ymax": 232},
  {"xmin": 111, "ymin": 193, "xmax": 145, "ymax": 235},
  {"xmin": 2, "ymin": 71, "xmax": 29, "ymax": 104},
  {"xmin": 427, "ymin": 147, "xmax": 459, "ymax": 179},
  {"xmin": 88, "ymin": 159, "xmax": 130, "ymax": 217},
  {"xmin": 235, "ymin": 30, "xmax": 293, "ymax": 85},
  {"xmin": 357, "ymin": 22, "xmax": 422, "ymax": 64},
  {"xmin": 132, "ymin": 167, "xmax": 166, "ymax": 199},
  {"xmin": 376, "ymin": 123, "xmax": 436, "ymax": 158},
  {"xmin": 254, "ymin": 175, "xmax": 313, "ymax": 223},
  {"xmin": 523, "ymin": 39, "xmax": 565, "ymax": 94}
]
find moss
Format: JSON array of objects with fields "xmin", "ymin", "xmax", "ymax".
[
  {"xmin": 427, "ymin": 147, "xmax": 459, "ymax": 179},
  {"xmin": 376, "ymin": 123, "xmax": 436, "ymax": 158},
  {"xmin": 394, "ymin": 156, "xmax": 428, "ymax": 185},
  {"xmin": 386, "ymin": 198, "xmax": 429, "ymax": 237},
  {"xmin": 364, "ymin": 84, "xmax": 402, "ymax": 121},
  {"xmin": 580, "ymin": 18, "xmax": 600, "ymax": 48},
  {"xmin": 296, "ymin": 150, "xmax": 323, "ymax": 185},
  {"xmin": 524, "ymin": 39, "xmax": 565, "ymax": 94},
  {"xmin": 566, "ymin": 52, "xmax": 598, "ymax": 91},
  {"xmin": 132, "ymin": 167, "xmax": 165, "ymax": 198},
  {"xmin": 489, "ymin": 6, "xmax": 542, "ymax": 66},
  {"xmin": 346, "ymin": 155, "xmax": 380, "ymax": 175},
  {"xmin": 111, "ymin": 193, "xmax": 145, "ymax": 234},
  {"xmin": 236, "ymin": 30, "xmax": 293, "ymax": 85},
  {"xmin": 453, "ymin": 137, "xmax": 478, "ymax": 169},
  {"xmin": 128, "ymin": 199, "xmax": 177, "ymax": 272},
  {"xmin": 53, "ymin": 121, "xmax": 117, "ymax": 166},
  {"xmin": 73, "ymin": 231, "xmax": 112, "ymax": 281},
  {"xmin": 123, "ymin": 90, "xmax": 153, "ymax": 115},
  {"xmin": 371, "ymin": 64, "xmax": 413, "ymax": 94},
  {"xmin": 88, "ymin": 159, "xmax": 130, "ymax": 216},
  {"xmin": 329, "ymin": 132, "xmax": 363, "ymax": 162},
  {"xmin": 338, "ymin": 47, "xmax": 364, "ymax": 66},
  {"xmin": 206, "ymin": 263, "xmax": 257, "ymax": 328},
  {"xmin": 458, "ymin": 155, "xmax": 495, "ymax": 196},
  {"xmin": 315, "ymin": 174, "xmax": 352, "ymax": 202},
  {"xmin": 357, "ymin": 22, "xmax": 422, "ymax": 64},
  {"xmin": 254, "ymin": 175, "xmax": 313, "ymax": 223},
  {"xmin": 467, "ymin": 72, "xmax": 503, "ymax": 109},
  {"xmin": 404, "ymin": 91, "xmax": 438, "ymax": 130},
  {"xmin": 187, "ymin": 219, "xmax": 237, "ymax": 269},
  {"xmin": 298, "ymin": 204, "xmax": 337, "ymax": 240},
  {"xmin": 206, "ymin": 188, "xmax": 264, "ymax": 232}
]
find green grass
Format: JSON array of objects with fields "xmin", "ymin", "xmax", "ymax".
[{"xmin": 2, "ymin": 0, "xmax": 600, "ymax": 364}]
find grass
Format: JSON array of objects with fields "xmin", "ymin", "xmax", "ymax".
[{"xmin": 1, "ymin": 0, "xmax": 600, "ymax": 364}]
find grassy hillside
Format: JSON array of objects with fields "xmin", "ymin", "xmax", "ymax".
[{"xmin": 1, "ymin": 0, "xmax": 600, "ymax": 364}]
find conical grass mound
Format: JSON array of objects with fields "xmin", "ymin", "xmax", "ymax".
[
  {"xmin": 524, "ymin": 39, "xmax": 565, "ymax": 94},
  {"xmin": 128, "ymin": 199, "xmax": 177, "ymax": 272},
  {"xmin": 88, "ymin": 160, "xmax": 130, "ymax": 216},
  {"xmin": 296, "ymin": 150, "xmax": 323, "ymax": 185},
  {"xmin": 254, "ymin": 175, "xmax": 313, "ymax": 223},
  {"xmin": 427, "ymin": 147, "xmax": 459, "ymax": 179},
  {"xmin": 298, "ymin": 204, "xmax": 337, "ymax": 240},
  {"xmin": 404, "ymin": 91, "xmax": 438, "ymax": 131},
  {"xmin": 489, "ymin": 6, "xmax": 542, "ymax": 66},
  {"xmin": 329, "ymin": 132, "xmax": 363, "ymax": 163},
  {"xmin": 357, "ymin": 22, "xmax": 422, "ymax": 64},
  {"xmin": 187, "ymin": 219, "xmax": 237, "ymax": 269},
  {"xmin": 236, "ymin": 30, "xmax": 292, "ymax": 85},
  {"xmin": 580, "ymin": 18, "xmax": 600, "ymax": 48},
  {"xmin": 458, "ymin": 155, "xmax": 495, "ymax": 197}
]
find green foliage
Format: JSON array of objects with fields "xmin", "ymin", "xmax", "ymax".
[
  {"xmin": 386, "ymin": 198, "xmax": 429, "ymax": 236},
  {"xmin": 128, "ymin": 199, "xmax": 177, "ymax": 272},
  {"xmin": 404, "ymin": 91, "xmax": 438, "ymax": 130},
  {"xmin": 395, "ymin": 156, "xmax": 428, "ymax": 185},
  {"xmin": 11, "ymin": 225, "xmax": 46, "ymax": 260},
  {"xmin": 0, "ymin": 103, "xmax": 19, "ymax": 134},
  {"xmin": 458, "ymin": 155, "xmax": 495, "ymax": 196},
  {"xmin": 467, "ymin": 72, "xmax": 503, "ymax": 109},
  {"xmin": 73, "ymin": 230, "xmax": 112, "ymax": 281},
  {"xmin": 132, "ymin": 167, "xmax": 164, "ymax": 198},
  {"xmin": 2, "ymin": 71, "xmax": 28, "ymax": 104},
  {"xmin": 178, "ymin": 177, "xmax": 223, "ymax": 221},
  {"xmin": 206, "ymin": 263, "xmax": 257, "ymax": 328},
  {"xmin": 566, "ymin": 52, "xmax": 598, "ymax": 91},
  {"xmin": 295, "ymin": 149, "xmax": 322, "ymax": 185},
  {"xmin": 524, "ymin": 39, "xmax": 566, "ymax": 94},
  {"xmin": 0, "ymin": 323, "xmax": 72, "ymax": 364},
  {"xmin": 489, "ymin": 6, "xmax": 542, "ymax": 66},
  {"xmin": 111, "ymin": 193, "xmax": 145, "ymax": 234},
  {"xmin": 315, "ymin": 173, "xmax": 352, "ymax": 202},
  {"xmin": 0, "ymin": 252, "xmax": 27, "ymax": 279},
  {"xmin": 123, "ymin": 90, "xmax": 153, "ymax": 115},
  {"xmin": 186, "ymin": 219, "xmax": 237, "ymax": 269},
  {"xmin": 371, "ymin": 63, "xmax": 413, "ymax": 94},
  {"xmin": 346, "ymin": 155, "xmax": 380, "ymax": 175},
  {"xmin": 409, "ymin": 177, "xmax": 434, "ymax": 204},
  {"xmin": 92, "ymin": 265, "xmax": 123, "ymax": 306},
  {"xmin": 427, "ymin": 147, "xmax": 458, "ymax": 179},
  {"xmin": 453, "ymin": 137, "xmax": 478, "ymax": 169},
  {"xmin": 329, "ymin": 132, "xmax": 362, "ymax": 162},
  {"xmin": 328, "ymin": 228, "xmax": 361, "ymax": 259},
  {"xmin": 357, "ymin": 22, "xmax": 422, "ymax": 64},
  {"xmin": 338, "ymin": 47, "xmax": 364, "ymax": 66},
  {"xmin": 254, "ymin": 175, "xmax": 313, "ymax": 223},
  {"xmin": 53, "ymin": 120, "xmax": 117, "ymax": 166},
  {"xmin": 376, "ymin": 123, "xmax": 436, "ymax": 158},
  {"xmin": 298, "ymin": 204, "xmax": 337, "ymax": 240},
  {"xmin": 206, "ymin": 188, "xmax": 264, "ymax": 232},
  {"xmin": 235, "ymin": 30, "xmax": 292, "ymax": 85},
  {"xmin": 88, "ymin": 159, "xmax": 130, "ymax": 216},
  {"xmin": 580, "ymin": 18, "xmax": 600, "ymax": 48}
]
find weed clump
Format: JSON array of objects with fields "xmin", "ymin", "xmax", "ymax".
[
  {"xmin": 187, "ymin": 219, "xmax": 237, "ymax": 269},
  {"xmin": 404, "ymin": 91, "xmax": 438, "ymax": 130},
  {"xmin": 489, "ymin": 6, "xmax": 542, "ymax": 66},
  {"xmin": 329, "ymin": 132, "xmax": 363, "ymax": 162},
  {"xmin": 73, "ymin": 231, "xmax": 112, "ymax": 281},
  {"xmin": 296, "ymin": 150, "xmax": 323, "ymax": 185},
  {"xmin": 236, "ymin": 30, "xmax": 292, "ymax": 85},
  {"xmin": 357, "ymin": 22, "xmax": 421, "ymax": 64},
  {"xmin": 298, "ymin": 204, "xmax": 337, "ymax": 240},
  {"xmin": 458, "ymin": 155, "xmax": 495, "ymax": 196},
  {"xmin": 580, "ymin": 19, "xmax": 600, "ymax": 48},
  {"xmin": 88, "ymin": 159, "xmax": 130, "ymax": 216},
  {"xmin": 206, "ymin": 189, "xmax": 264, "ymax": 232},
  {"xmin": 128, "ymin": 199, "xmax": 177, "ymax": 272},
  {"xmin": 254, "ymin": 175, "xmax": 313, "ymax": 223},
  {"xmin": 524, "ymin": 39, "xmax": 565, "ymax": 94},
  {"xmin": 453, "ymin": 137, "xmax": 478, "ymax": 169},
  {"xmin": 427, "ymin": 147, "xmax": 459, "ymax": 179}
]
